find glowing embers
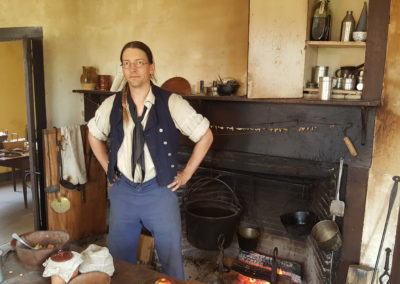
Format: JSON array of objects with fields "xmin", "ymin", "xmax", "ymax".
[
  {"xmin": 230, "ymin": 250, "xmax": 302, "ymax": 284},
  {"xmin": 234, "ymin": 268, "xmax": 288, "ymax": 284},
  {"xmin": 236, "ymin": 273, "xmax": 268, "ymax": 284}
]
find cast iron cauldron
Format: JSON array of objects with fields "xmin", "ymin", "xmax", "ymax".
[
  {"xmin": 217, "ymin": 80, "xmax": 240, "ymax": 96},
  {"xmin": 185, "ymin": 177, "xmax": 242, "ymax": 250},
  {"xmin": 280, "ymin": 211, "xmax": 319, "ymax": 236}
]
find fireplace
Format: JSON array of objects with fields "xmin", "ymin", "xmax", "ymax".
[
  {"xmin": 178, "ymin": 99, "xmax": 374, "ymax": 283},
  {"xmin": 178, "ymin": 150, "xmax": 346, "ymax": 283}
]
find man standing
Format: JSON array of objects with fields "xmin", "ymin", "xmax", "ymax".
[{"xmin": 88, "ymin": 41, "xmax": 213, "ymax": 279}]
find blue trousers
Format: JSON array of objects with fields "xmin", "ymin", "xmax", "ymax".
[{"xmin": 107, "ymin": 175, "xmax": 185, "ymax": 280}]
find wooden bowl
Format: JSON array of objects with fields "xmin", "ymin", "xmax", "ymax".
[
  {"xmin": 69, "ymin": 272, "xmax": 111, "ymax": 284},
  {"xmin": 15, "ymin": 230, "xmax": 70, "ymax": 270}
]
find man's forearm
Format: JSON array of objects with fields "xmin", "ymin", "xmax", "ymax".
[
  {"xmin": 182, "ymin": 128, "xmax": 213, "ymax": 179},
  {"xmin": 88, "ymin": 132, "xmax": 109, "ymax": 173}
]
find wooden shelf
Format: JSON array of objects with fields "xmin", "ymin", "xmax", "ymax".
[
  {"xmin": 306, "ymin": 41, "xmax": 366, "ymax": 48},
  {"xmin": 304, "ymin": 88, "xmax": 362, "ymax": 95},
  {"xmin": 73, "ymin": 90, "xmax": 380, "ymax": 107},
  {"xmin": 183, "ymin": 94, "xmax": 379, "ymax": 107},
  {"xmin": 73, "ymin": 89, "xmax": 117, "ymax": 95}
]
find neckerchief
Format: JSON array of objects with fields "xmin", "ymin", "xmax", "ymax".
[{"xmin": 127, "ymin": 95, "xmax": 147, "ymax": 182}]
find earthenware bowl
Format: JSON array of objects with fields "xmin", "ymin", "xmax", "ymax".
[{"xmin": 15, "ymin": 230, "xmax": 70, "ymax": 270}]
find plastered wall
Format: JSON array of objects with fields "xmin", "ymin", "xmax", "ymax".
[
  {"xmin": 0, "ymin": 0, "xmax": 249, "ymax": 127},
  {"xmin": 361, "ymin": 0, "xmax": 400, "ymax": 272},
  {"xmin": 1, "ymin": 0, "xmax": 399, "ymax": 275},
  {"xmin": 0, "ymin": 41, "xmax": 26, "ymax": 173}
]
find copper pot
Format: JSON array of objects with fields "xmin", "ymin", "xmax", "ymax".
[{"xmin": 311, "ymin": 220, "xmax": 342, "ymax": 251}]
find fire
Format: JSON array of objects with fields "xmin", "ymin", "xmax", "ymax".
[
  {"xmin": 234, "ymin": 267, "xmax": 291, "ymax": 284},
  {"xmin": 236, "ymin": 273, "xmax": 270, "ymax": 284}
]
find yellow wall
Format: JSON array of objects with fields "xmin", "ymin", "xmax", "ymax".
[
  {"xmin": 0, "ymin": 40, "xmax": 26, "ymax": 173},
  {"xmin": 0, "ymin": 0, "xmax": 249, "ymax": 127},
  {"xmin": 1, "ymin": 0, "xmax": 398, "ymax": 272},
  {"xmin": 361, "ymin": 0, "xmax": 400, "ymax": 269}
]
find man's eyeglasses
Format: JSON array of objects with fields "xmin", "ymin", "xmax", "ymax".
[{"xmin": 121, "ymin": 60, "xmax": 149, "ymax": 69}]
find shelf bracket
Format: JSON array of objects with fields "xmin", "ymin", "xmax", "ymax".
[{"xmin": 361, "ymin": 107, "xmax": 369, "ymax": 145}]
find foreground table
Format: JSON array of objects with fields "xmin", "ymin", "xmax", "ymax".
[{"xmin": 1, "ymin": 251, "xmax": 201, "ymax": 284}]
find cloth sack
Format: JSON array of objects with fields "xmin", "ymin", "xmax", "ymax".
[
  {"xmin": 79, "ymin": 244, "xmax": 115, "ymax": 276},
  {"xmin": 43, "ymin": 251, "xmax": 83, "ymax": 283}
]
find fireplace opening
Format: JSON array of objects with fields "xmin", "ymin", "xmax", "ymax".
[{"xmin": 179, "ymin": 159, "xmax": 346, "ymax": 284}]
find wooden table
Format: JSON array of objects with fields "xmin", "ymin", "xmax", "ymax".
[
  {"xmin": 0, "ymin": 153, "xmax": 30, "ymax": 208},
  {"xmin": 0, "ymin": 250, "xmax": 202, "ymax": 284}
]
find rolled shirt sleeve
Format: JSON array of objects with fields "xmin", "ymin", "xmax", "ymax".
[
  {"xmin": 87, "ymin": 95, "xmax": 115, "ymax": 141},
  {"xmin": 168, "ymin": 94, "xmax": 210, "ymax": 142}
]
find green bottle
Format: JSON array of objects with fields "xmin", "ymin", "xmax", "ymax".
[{"xmin": 310, "ymin": 0, "xmax": 331, "ymax": 41}]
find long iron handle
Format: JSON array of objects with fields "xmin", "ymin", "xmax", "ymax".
[
  {"xmin": 336, "ymin": 158, "xmax": 344, "ymax": 200},
  {"xmin": 371, "ymin": 176, "xmax": 399, "ymax": 284}
]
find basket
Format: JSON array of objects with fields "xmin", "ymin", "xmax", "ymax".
[{"xmin": 2, "ymin": 140, "xmax": 25, "ymax": 150}]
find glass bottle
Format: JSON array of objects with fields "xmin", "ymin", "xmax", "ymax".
[
  {"xmin": 310, "ymin": 0, "xmax": 331, "ymax": 41},
  {"xmin": 340, "ymin": 11, "xmax": 356, "ymax": 41}
]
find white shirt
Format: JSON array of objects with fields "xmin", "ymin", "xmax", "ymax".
[{"xmin": 88, "ymin": 88, "xmax": 209, "ymax": 182}]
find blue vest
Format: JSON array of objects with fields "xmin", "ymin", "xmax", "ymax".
[{"xmin": 107, "ymin": 84, "xmax": 179, "ymax": 186}]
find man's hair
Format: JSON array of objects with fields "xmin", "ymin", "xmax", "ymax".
[{"xmin": 120, "ymin": 41, "xmax": 154, "ymax": 64}]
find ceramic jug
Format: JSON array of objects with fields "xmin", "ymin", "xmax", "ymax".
[{"xmin": 80, "ymin": 66, "xmax": 97, "ymax": 90}]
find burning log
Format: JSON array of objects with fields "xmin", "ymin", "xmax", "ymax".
[{"xmin": 223, "ymin": 250, "xmax": 302, "ymax": 284}]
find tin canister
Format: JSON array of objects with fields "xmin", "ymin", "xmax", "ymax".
[
  {"xmin": 319, "ymin": 77, "xmax": 332, "ymax": 100},
  {"xmin": 343, "ymin": 78, "xmax": 356, "ymax": 90},
  {"xmin": 336, "ymin": 77, "xmax": 345, "ymax": 89},
  {"xmin": 313, "ymin": 66, "xmax": 329, "ymax": 86}
]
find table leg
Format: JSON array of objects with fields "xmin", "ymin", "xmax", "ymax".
[
  {"xmin": 22, "ymin": 169, "xmax": 27, "ymax": 208},
  {"xmin": 12, "ymin": 167, "xmax": 16, "ymax": 192}
]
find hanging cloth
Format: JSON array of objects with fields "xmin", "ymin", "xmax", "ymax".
[
  {"xmin": 127, "ymin": 95, "xmax": 147, "ymax": 182},
  {"xmin": 60, "ymin": 125, "xmax": 87, "ymax": 189}
]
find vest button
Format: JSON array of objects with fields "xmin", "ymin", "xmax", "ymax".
[
  {"xmin": 168, "ymin": 153, "xmax": 172, "ymax": 156},
  {"xmin": 163, "ymin": 141, "xmax": 168, "ymax": 145},
  {"xmin": 159, "ymin": 128, "xmax": 164, "ymax": 132},
  {"xmin": 171, "ymin": 164, "xmax": 175, "ymax": 168}
]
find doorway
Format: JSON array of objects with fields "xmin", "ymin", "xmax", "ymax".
[
  {"xmin": 0, "ymin": 27, "xmax": 47, "ymax": 237},
  {"xmin": 0, "ymin": 40, "xmax": 33, "ymax": 244}
]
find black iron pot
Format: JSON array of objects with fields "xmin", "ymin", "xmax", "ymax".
[
  {"xmin": 186, "ymin": 199, "xmax": 241, "ymax": 250},
  {"xmin": 184, "ymin": 177, "xmax": 242, "ymax": 250},
  {"xmin": 280, "ymin": 211, "xmax": 319, "ymax": 236}
]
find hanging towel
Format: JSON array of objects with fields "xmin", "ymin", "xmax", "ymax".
[
  {"xmin": 110, "ymin": 64, "xmax": 127, "ymax": 92},
  {"xmin": 60, "ymin": 125, "xmax": 87, "ymax": 187}
]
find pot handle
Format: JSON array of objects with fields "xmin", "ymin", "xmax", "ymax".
[{"xmin": 185, "ymin": 176, "xmax": 241, "ymax": 208}]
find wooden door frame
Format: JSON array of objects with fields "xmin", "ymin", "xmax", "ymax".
[{"xmin": 0, "ymin": 27, "xmax": 47, "ymax": 230}]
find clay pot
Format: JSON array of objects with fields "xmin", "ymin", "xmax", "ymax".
[
  {"xmin": 97, "ymin": 75, "xmax": 112, "ymax": 91},
  {"xmin": 80, "ymin": 66, "xmax": 97, "ymax": 90},
  {"xmin": 15, "ymin": 231, "xmax": 70, "ymax": 270}
]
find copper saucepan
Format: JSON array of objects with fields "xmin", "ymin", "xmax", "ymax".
[{"xmin": 311, "ymin": 219, "xmax": 342, "ymax": 251}]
